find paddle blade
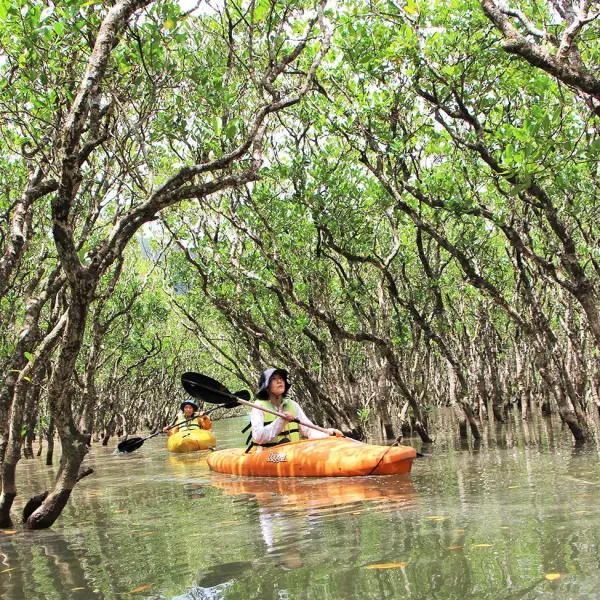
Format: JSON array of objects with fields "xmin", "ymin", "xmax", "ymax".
[
  {"xmin": 116, "ymin": 437, "xmax": 144, "ymax": 453},
  {"xmin": 222, "ymin": 400, "xmax": 241, "ymax": 409},
  {"xmin": 182, "ymin": 372, "xmax": 235, "ymax": 404},
  {"xmin": 203, "ymin": 400, "xmax": 240, "ymax": 414},
  {"xmin": 234, "ymin": 390, "xmax": 251, "ymax": 401}
]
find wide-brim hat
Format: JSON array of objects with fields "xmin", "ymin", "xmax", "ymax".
[
  {"xmin": 180, "ymin": 399, "xmax": 199, "ymax": 411},
  {"xmin": 257, "ymin": 368, "xmax": 290, "ymax": 400}
]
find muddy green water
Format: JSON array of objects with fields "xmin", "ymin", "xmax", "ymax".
[{"xmin": 2, "ymin": 413, "xmax": 600, "ymax": 599}]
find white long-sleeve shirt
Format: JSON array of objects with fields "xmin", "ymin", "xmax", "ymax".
[{"xmin": 250, "ymin": 398, "xmax": 329, "ymax": 448}]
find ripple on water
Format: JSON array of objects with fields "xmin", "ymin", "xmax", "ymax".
[{"xmin": 3, "ymin": 414, "xmax": 600, "ymax": 599}]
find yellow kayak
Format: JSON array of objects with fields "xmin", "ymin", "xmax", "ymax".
[{"xmin": 167, "ymin": 428, "xmax": 216, "ymax": 453}]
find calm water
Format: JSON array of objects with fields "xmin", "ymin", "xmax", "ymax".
[{"xmin": 1, "ymin": 412, "xmax": 600, "ymax": 599}]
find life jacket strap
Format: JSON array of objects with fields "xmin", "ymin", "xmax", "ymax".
[{"xmin": 244, "ymin": 427, "xmax": 300, "ymax": 453}]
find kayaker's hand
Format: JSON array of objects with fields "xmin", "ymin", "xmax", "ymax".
[
  {"xmin": 328, "ymin": 428, "xmax": 344, "ymax": 437},
  {"xmin": 162, "ymin": 427, "xmax": 169, "ymax": 433},
  {"xmin": 281, "ymin": 411, "xmax": 295, "ymax": 422}
]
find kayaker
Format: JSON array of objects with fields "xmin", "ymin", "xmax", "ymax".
[
  {"xmin": 246, "ymin": 368, "xmax": 343, "ymax": 452},
  {"xmin": 163, "ymin": 400, "xmax": 212, "ymax": 435}
]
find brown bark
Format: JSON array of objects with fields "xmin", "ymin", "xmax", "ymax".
[
  {"xmin": 561, "ymin": 409, "xmax": 586, "ymax": 441},
  {"xmin": 480, "ymin": 0, "xmax": 600, "ymax": 101},
  {"xmin": 0, "ymin": 170, "xmax": 58, "ymax": 301},
  {"xmin": 22, "ymin": 373, "xmax": 44, "ymax": 459},
  {"xmin": 46, "ymin": 417, "xmax": 55, "ymax": 466},
  {"xmin": 0, "ymin": 313, "xmax": 66, "ymax": 521},
  {"xmin": 0, "ymin": 269, "xmax": 64, "ymax": 474},
  {"xmin": 25, "ymin": 439, "xmax": 90, "ymax": 530}
]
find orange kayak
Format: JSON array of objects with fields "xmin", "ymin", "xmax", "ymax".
[{"xmin": 206, "ymin": 437, "xmax": 416, "ymax": 477}]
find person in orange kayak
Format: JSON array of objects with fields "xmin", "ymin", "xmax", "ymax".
[
  {"xmin": 246, "ymin": 368, "xmax": 343, "ymax": 452},
  {"xmin": 163, "ymin": 399, "xmax": 212, "ymax": 435}
]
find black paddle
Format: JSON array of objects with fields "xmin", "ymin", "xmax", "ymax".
[
  {"xmin": 116, "ymin": 401, "xmax": 238, "ymax": 454},
  {"xmin": 181, "ymin": 372, "xmax": 336, "ymax": 436}
]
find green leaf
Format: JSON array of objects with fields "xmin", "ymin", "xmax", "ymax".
[
  {"xmin": 39, "ymin": 6, "xmax": 54, "ymax": 22},
  {"xmin": 254, "ymin": 0, "xmax": 269, "ymax": 21},
  {"xmin": 405, "ymin": 0, "xmax": 418, "ymax": 15},
  {"xmin": 24, "ymin": 352, "xmax": 33, "ymax": 361}
]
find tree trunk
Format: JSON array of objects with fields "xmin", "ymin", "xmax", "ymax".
[
  {"xmin": 560, "ymin": 409, "xmax": 586, "ymax": 442},
  {"xmin": 22, "ymin": 378, "xmax": 43, "ymax": 459},
  {"xmin": 46, "ymin": 418, "xmax": 55, "ymax": 466},
  {"xmin": 462, "ymin": 401, "xmax": 481, "ymax": 440},
  {"xmin": 25, "ymin": 434, "xmax": 89, "ymax": 530},
  {"xmin": 25, "ymin": 295, "xmax": 92, "ymax": 529},
  {"xmin": 454, "ymin": 404, "xmax": 468, "ymax": 439},
  {"xmin": 36, "ymin": 428, "xmax": 43, "ymax": 457},
  {"xmin": 0, "ymin": 460, "xmax": 16, "ymax": 527},
  {"xmin": 0, "ymin": 367, "xmax": 38, "ymax": 525}
]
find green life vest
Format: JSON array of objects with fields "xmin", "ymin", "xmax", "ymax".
[
  {"xmin": 244, "ymin": 398, "xmax": 301, "ymax": 452},
  {"xmin": 176, "ymin": 411, "xmax": 200, "ymax": 431}
]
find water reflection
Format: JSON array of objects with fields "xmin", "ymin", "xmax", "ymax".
[{"xmin": 211, "ymin": 475, "xmax": 416, "ymax": 574}]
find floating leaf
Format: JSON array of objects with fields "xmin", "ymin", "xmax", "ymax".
[
  {"xmin": 1, "ymin": 531, "xmax": 16, "ymax": 535},
  {"xmin": 128, "ymin": 584, "xmax": 152, "ymax": 593},
  {"xmin": 426, "ymin": 516, "xmax": 446, "ymax": 520},
  {"xmin": 1, "ymin": 568, "xmax": 15, "ymax": 573},
  {"xmin": 453, "ymin": 529, "xmax": 465, "ymax": 532},
  {"xmin": 472, "ymin": 544, "xmax": 493, "ymax": 548},
  {"xmin": 545, "ymin": 573, "xmax": 561, "ymax": 581},
  {"xmin": 139, "ymin": 532, "xmax": 159, "ymax": 536},
  {"xmin": 216, "ymin": 520, "xmax": 240, "ymax": 524},
  {"xmin": 507, "ymin": 485, "xmax": 520, "ymax": 489},
  {"xmin": 71, "ymin": 588, "xmax": 85, "ymax": 591},
  {"xmin": 366, "ymin": 563, "xmax": 408, "ymax": 569},
  {"xmin": 447, "ymin": 546, "xmax": 463, "ymax": 550},
  {"xmin": 113, "ymin": 510, "xmax": 126, "ymax": 514}
]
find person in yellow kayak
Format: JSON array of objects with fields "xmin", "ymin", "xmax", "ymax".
[
  {"xmin": 245, "ymin": 368, "xmax": 343, "ymax": 452},
  {"xmin": 163, "ymin": 400, "xmax": 212, "ymax": 435}
]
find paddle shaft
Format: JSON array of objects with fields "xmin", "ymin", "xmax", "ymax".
[{"xmin": 196, "ymin": 384, "xmax": 335, "ymax": 436}]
